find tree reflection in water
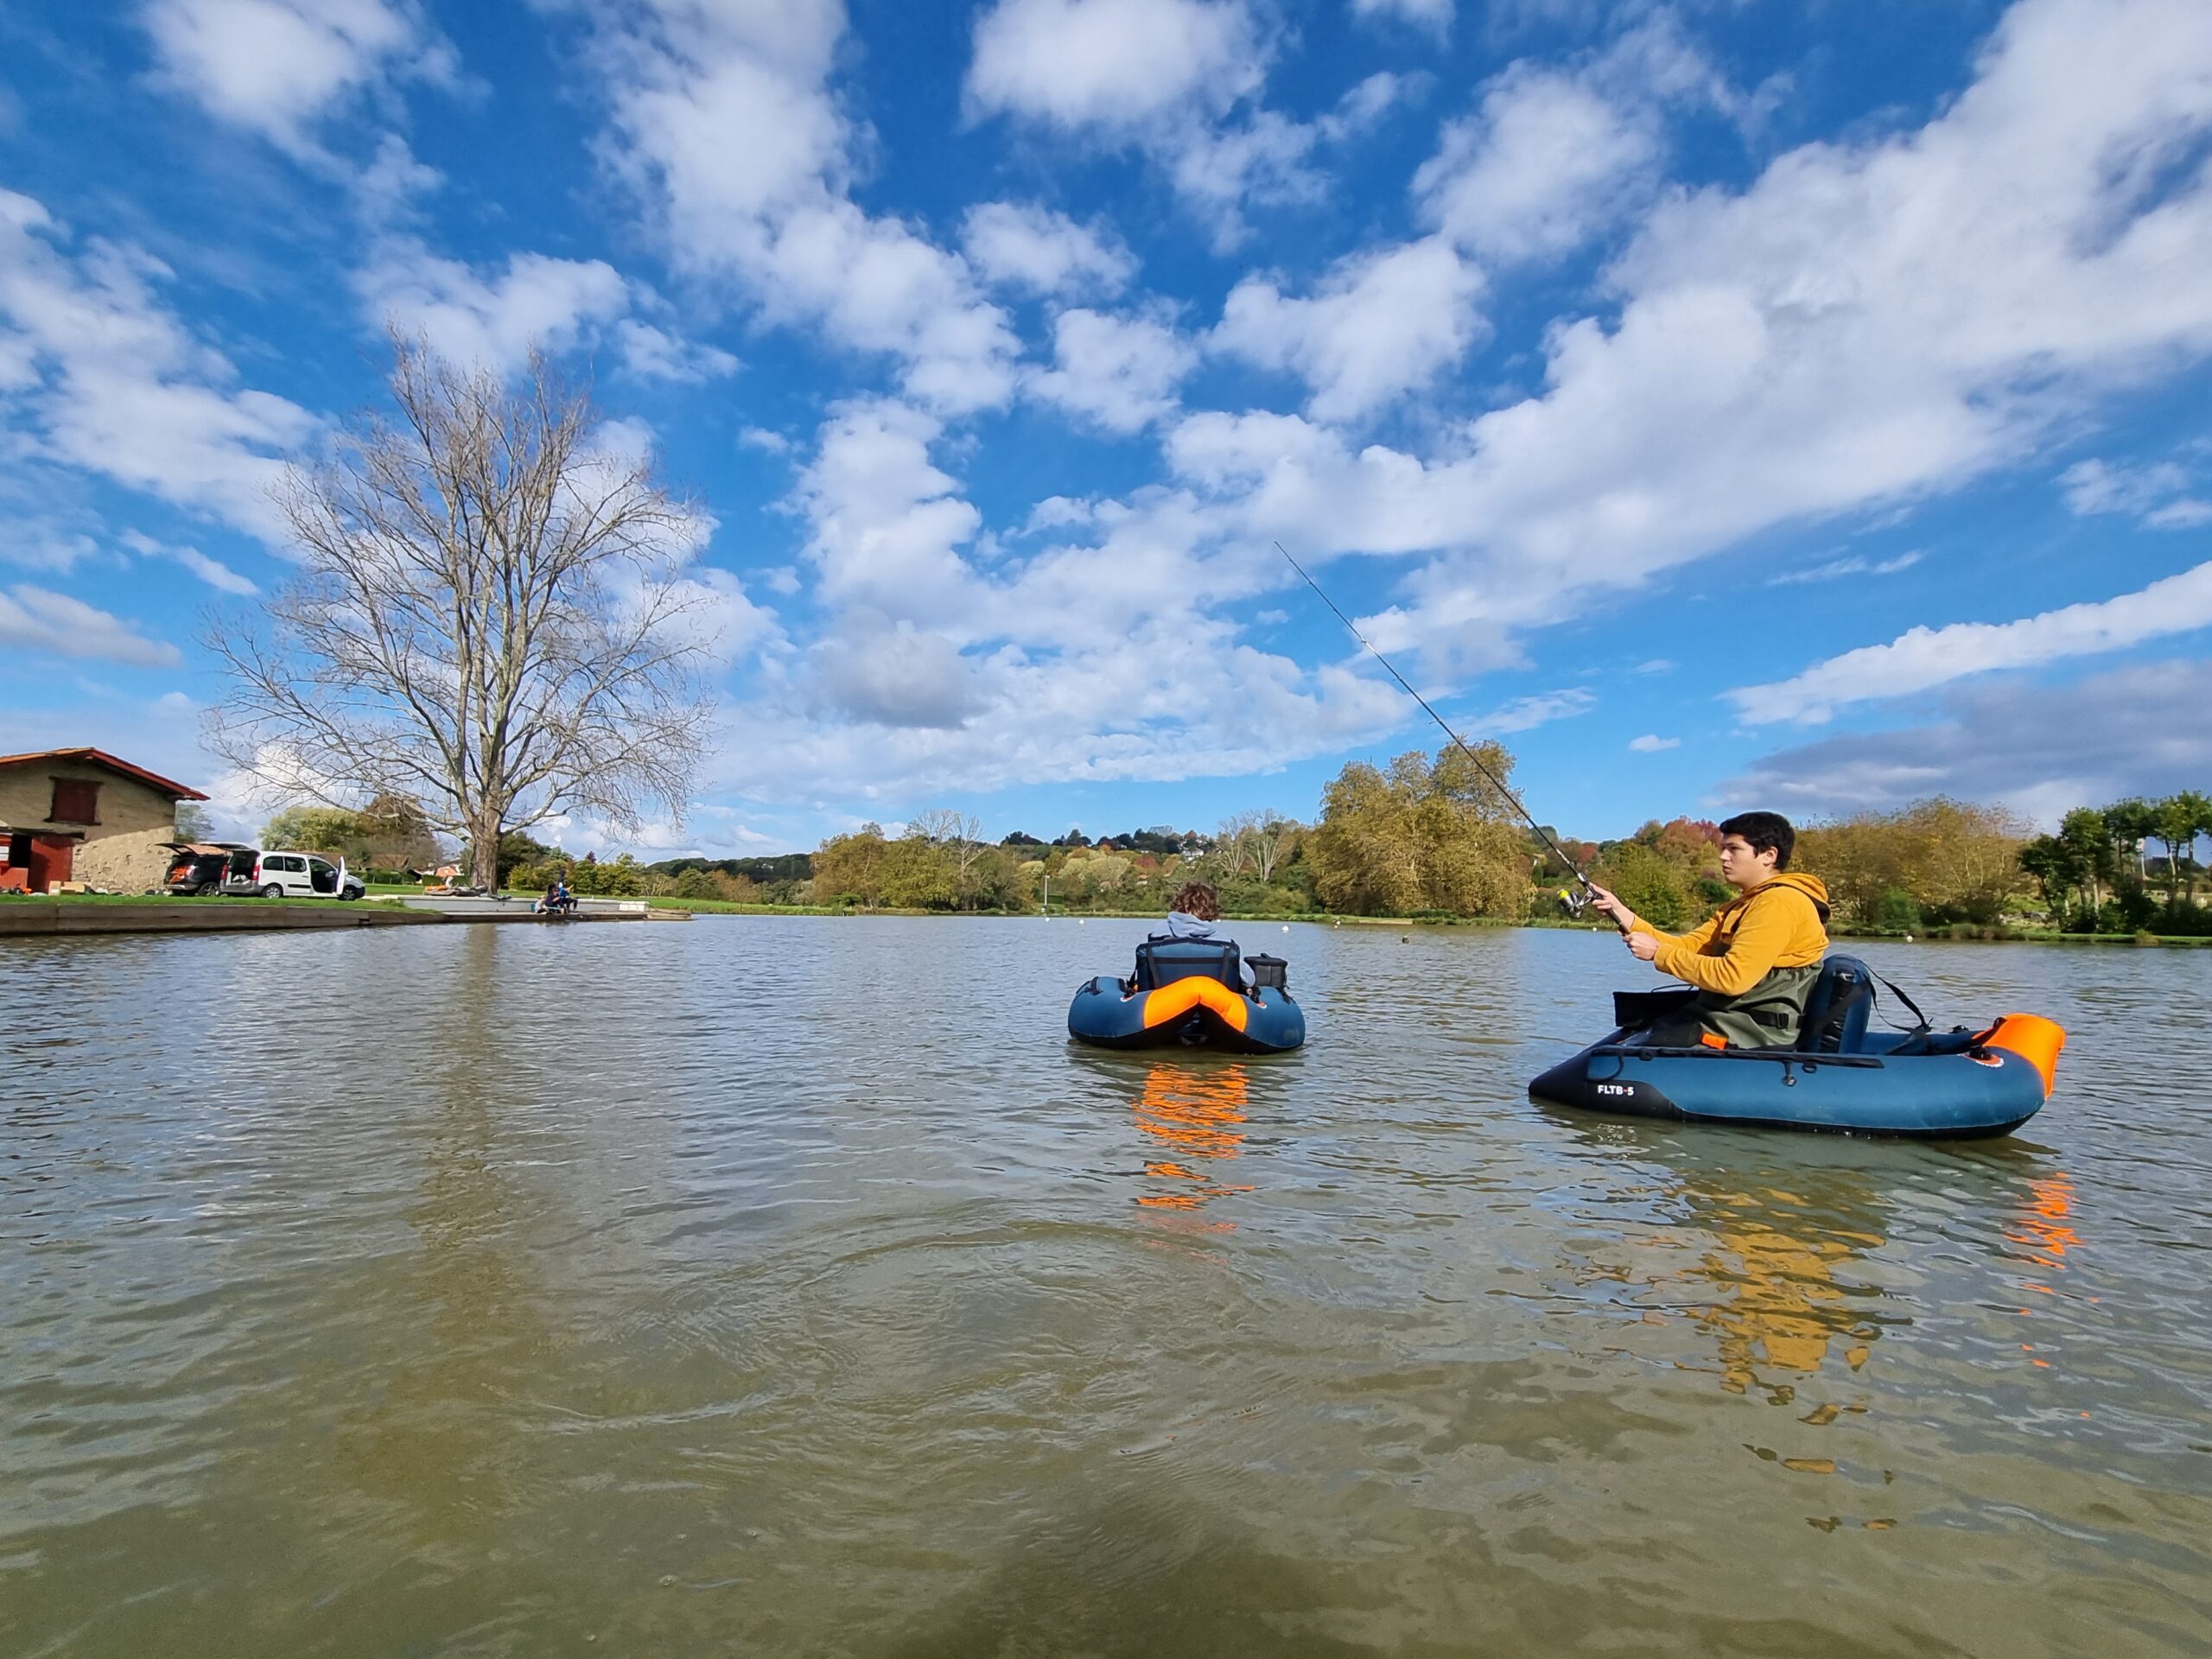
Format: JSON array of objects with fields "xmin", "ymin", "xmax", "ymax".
[{"xmin": 1130, "ymin": 1063, "xmax": 1255, "ymax": 1231}]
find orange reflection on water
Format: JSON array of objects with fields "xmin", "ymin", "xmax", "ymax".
[
  {"xmin": 2005, "ymin": 1174, "xmax": 2082, "ymax": 1270},
  {"xmin": 1133, "ymin": 1064, "xmax": 1255, "ymax": 1229}
]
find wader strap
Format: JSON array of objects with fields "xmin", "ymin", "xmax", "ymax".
[{"xmin": 1872, "ymin": 973, "xmax": 1929, "ymax": 1033}]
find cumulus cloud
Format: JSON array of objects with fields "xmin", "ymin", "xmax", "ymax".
[
  {"xmin": 1627, "ymin": 733, "xmax": 1678, "ymax": 751},
  {"xmin": 594, "ymin": 0, "xmax": 1020, "ymax": 411},
  {"xmin": 1133, "ymin": 0, "xmax": 2212, "ymax": 672},
  {"xmin": 0, "ymin": 188, "xmax": 317, "ymax": 541},
  {"xmin": 793, "ymin": 399, "xmax": 983, "ymax": 621},
  {"xmin": 806, "ymin": 611, "xmax": 982, "ymax": 728},
  {"xmin": 1212, "ymin": 235, "xmax": 1487, "ymax": 423},
  {"xmin": 1029, "ymin": 307, "xmax": 1197, "ymax": 432},
  {"xmin": 1414, "ymin": 17, "xmax": 1753, "ymax": 266},
  {"xmin": 0, "ymin": 582, "xmax": 181, "ymax": 668},
  {"xmin": 967, "ymin": 0, "xmax": 1263, "ymax": 130},
  {"xmin": 355, "ymin": 240, "xmax": 631, "ymax": 367},
  {"xmin": 964, "ymin": 0, "xmax": 1330, "ymax": 241},
  {"xmin": 1726, "ymin": 658, "xmax": 2212, "ymax": 826},
  {"xmin": 1728, "ymin": 559, "xmax": 2212, "ymax": 724},
  {"xmin": 143, "ymin": 0, "xmax": 456, "ymax": 154},
  {"xmin": 960, "ymin": 201, "xmax": 1136, "ymax": 297}
]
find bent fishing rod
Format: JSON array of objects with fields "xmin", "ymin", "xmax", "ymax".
[{"xmin": 1273, "ymin": 541, "xmax": 1622, "ymax": 931}]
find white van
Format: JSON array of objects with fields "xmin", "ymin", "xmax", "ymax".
[{"xmin": 223, "ymin": 849, "xmax": 365, "ymax": 901}]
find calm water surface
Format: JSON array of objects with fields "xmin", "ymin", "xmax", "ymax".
[{"xmin": 3, "ymin": 919, "xmax": 2209, "ymax": 1656}]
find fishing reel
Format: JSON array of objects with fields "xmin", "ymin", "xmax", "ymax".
[{"xmin": 1557, "ymin": 887, "xmax": 1592, "ymax": 919}]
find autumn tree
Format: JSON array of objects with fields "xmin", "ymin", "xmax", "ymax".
[
  {"xmin": 910, "ymin": 808, "xmax": 989, "ymax": 907},
  {"xmin": 207, "ymin": 334, "xmax": 717, "ymax": 890},
  {"xmin": 1307, "ymin": 744, "xmax": 1527, "ymax": 917}
]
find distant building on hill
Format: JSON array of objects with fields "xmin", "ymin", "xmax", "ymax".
[{"xmin": 0, "ymin": 748, "xmax": 209, "ymax": 894}]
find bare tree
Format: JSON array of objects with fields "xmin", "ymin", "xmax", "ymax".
[
  {"xmin": 912, "ymin": 808, "xmax": 988, "ymax": 907},
  {"xmin": 207, "ymin": 335, "xmax": 718, "ymax": 888},
  {"xmin": 1216, "ymin": 810, "xmax": 1260, "ymax": 877},
  {"xmin": 1249, "ymin": 813, "xmax": 1300, "ymax": 883}
]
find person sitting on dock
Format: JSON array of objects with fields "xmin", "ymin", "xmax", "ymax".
[
  {"xmin": 1585, "ymin": 811, "xmax": 1831, "ymax": 1049},
  {"xmin": 536, "ymin": 874, "xmax": 576, "ymax": 917}
]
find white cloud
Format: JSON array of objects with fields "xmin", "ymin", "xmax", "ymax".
[
  {"xmin": 960, "ymin": 201, "xmax": 1135, "ymax": 297},
  {"xmin": 1461, "ymin": 685, "xmax": 1595, "ymax": 734},
  {"xmin": 1729, "ymin": 560, "xmax": 2212, "ymax": 724},
  {"xmin": 0, "ymin": 583, "xmax": 181, "ymax": 668},
  {"xmin": 1353, "ymin": 0, "xmax": 1452, "ymax": 33},
  {"xmin": 806, "ymin": 610, "xmax": 982, "ymax": 728},
  {"xmin": 967, "ymin": 0, "xmax": 1263, "ymax": 130},
  {"xmin": 964, "ymin": 0, "xmax": 1325, "ymax": 242},
  {"xmin": 1414, "ymin": 18, "xmax": 1746, "ymax": 266},
  {"xmin": 2060, "ymin": 456, "xmax": 2212, "ymax": 528},
  {"xmin": 793, "ymin": 399, "xmax": 982, "ymax": 620},
  {"xmin": 1149, "ymin": 0, "xmax": 2212, "ymax": 671},
  {"xmin": 123, "ymin": 530, "xmax": 259, "ymax": 594},
  {"xmin": 143, "ymin": 0, "xmax": 455, "ymax": 154},
  {"xmin": 1726, "ymin": 658, "xmax": 2212, "ymax": 826},
  {"xmin": 596, "ymin": 0, "xmax": 1020, "ymax": 412},
  {"xmin": 356, "ymin": 240, "xmax": 631, "ymax": 368},
  {"xmin": 1765, "ymin": 550, "xmax": 1922, "ymax": 586},
  {"xmin": 1030, "ymin": 307, "xmax": 1197, "ymax": 432},
  {"xmin": 1213, "ymin": 237, "xmax": 1487, "ymax": 423},
  {"xmin": 613, "ymin": 318, "xmax": 739, "ymax": 383},
  {"xmin": 0, "ymin": 188, "xmax": 317, "ymax": 541},
  {"xmin": 1627, "ymin": 733, "xmax": 1678, "ymax": 751}
]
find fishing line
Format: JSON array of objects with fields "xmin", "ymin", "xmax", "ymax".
[{"xmin": 1274, "ymin": 540, "xmax": 1618, "ymax": 929}]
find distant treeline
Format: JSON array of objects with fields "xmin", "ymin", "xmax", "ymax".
[
  {"xmin": 647, "ymin": 854, "xmax": 816, "ymax": 884},
  {"xmin": 461, "ymin": 765, "xmax": 2211, "ymax": 937}
]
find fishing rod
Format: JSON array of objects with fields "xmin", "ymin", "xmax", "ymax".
[{"xmin": 1273, "ymin": 541, "xmax": 1620, "ymax": 930}]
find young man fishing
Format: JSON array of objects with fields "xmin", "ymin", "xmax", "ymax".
[{"xmin": 1586, "ymin": 811, "xmax": 1831, "ymax": 1049}]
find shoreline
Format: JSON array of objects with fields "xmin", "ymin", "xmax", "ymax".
[{"xmin": 12, "ymin": 893, "xmax": 2209, "ymax": 946}]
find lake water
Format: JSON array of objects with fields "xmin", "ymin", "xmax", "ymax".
[{"xmin": 3, "ymin": 918, "xmax": 2209, "ymax": 1656}]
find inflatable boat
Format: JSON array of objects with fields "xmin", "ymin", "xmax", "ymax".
[
  {"xmin": 1069, "ymin": 935, "xmax": 1306, "ymax": 1054},
  {"xmin": 1528, "ymin": 956, "xmax": 2063, "ymax": 1138}
]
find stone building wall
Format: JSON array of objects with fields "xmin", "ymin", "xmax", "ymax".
[{"xmin": 0, "ymin": 761, "xmax": 181, "ymax": 892}]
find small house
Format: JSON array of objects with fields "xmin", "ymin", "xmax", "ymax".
[{"xmin": 0, "ymin": 748, "xmax": 210, "ymax": 894}]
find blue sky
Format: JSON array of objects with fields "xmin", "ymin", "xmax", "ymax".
[{"xmin": 3, "ymin": 0, "xmax": 2209, "ymax": 855}]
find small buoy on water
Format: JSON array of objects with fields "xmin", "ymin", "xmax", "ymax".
[
  {"xmin": 1281, "ymin": 925, "xmax": 1289, "ymax": 931},
  {"xmin": 1904, "ymin": 933, "xmax": 1913, "ymax": 943},
  {"xmin": 1078, "ymin": 918, "xmax": 1085, "ymax": 925}
]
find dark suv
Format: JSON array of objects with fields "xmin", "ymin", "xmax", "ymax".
[{"xmin": 162, "ymin": 843, "xmax": 256, "ymax": 896}]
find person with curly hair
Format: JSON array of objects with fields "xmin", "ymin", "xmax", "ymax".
[{"xmin": 1165, "ymin": 879, "xmax": 1224, "ymax": 938}]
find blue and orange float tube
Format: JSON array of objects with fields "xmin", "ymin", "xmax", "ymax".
[{"xmin": 1069, "ymin": 967, "xmax": 1306, "ymax": 1054}]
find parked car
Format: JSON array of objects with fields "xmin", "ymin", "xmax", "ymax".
[
  {"xmin": 161, "ymin": 842, "xmax": 257, "ymax": 896},
  {"xmin": 222, "ymin": 849, "xmax": 365, "ymax": 900}
]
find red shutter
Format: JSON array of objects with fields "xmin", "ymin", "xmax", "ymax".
[{"xmin": 49, "ymin": 779, "xmax": 101, "ymax": 823}]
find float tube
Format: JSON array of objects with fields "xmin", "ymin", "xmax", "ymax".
[
  {"xmin": 1069, "ymin": 935, "xmax": 1306, "ymax": 1054},
  {"xmin": 1528, "ymin": 955, "xmax": 2063, "ymax": 1138}
]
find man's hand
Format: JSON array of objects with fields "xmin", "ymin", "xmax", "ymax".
[
  {"xmin": 1626, "ymin": 931, "xmax": 1660, "ymax": 962},
  {"xmin": 1584, "ymin": 881, "xmax": 1639, "ymax": 935}
]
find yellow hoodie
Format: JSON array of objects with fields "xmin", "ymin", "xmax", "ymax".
[{"xmin": 1634, "ymin": 871, "xmax": 1831, "ymax": 999}]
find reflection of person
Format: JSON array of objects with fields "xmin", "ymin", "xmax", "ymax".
[{"xmin": 1587, "ymin": 811, "xmax": 1830, "ymax": 1049}]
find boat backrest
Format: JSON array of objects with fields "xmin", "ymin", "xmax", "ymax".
[
  {"xmin": 1798, "ymin": 955, "xmax": 1875, "ymax": 1054},
  {"xmin": 1135, "ymin": 935, "xmax": 1243, "ymax": 992}
]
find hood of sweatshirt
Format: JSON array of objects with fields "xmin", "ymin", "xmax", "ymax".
[{"xmin": 1761, "ymin": 870, "xmax": 1830, "ymax": 918}]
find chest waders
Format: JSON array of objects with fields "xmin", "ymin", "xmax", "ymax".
[{"xmin": 1645, "ymin": 893, "xmax": 1825, "ymax": 1049}]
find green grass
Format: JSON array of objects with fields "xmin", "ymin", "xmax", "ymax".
[{"xmin": 10, "ymin": 892, "xmax": 415, "ymax": 911}]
